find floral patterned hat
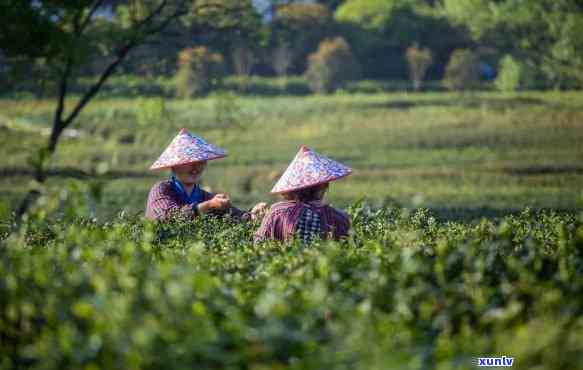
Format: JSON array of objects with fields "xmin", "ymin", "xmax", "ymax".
[
  {"xmin": 271, "ymin": 146, "xmax": 353, "ymax": 194},
  {"xmin": 149, "ymin": 128, "xmax": 226, "ymax": 170}
]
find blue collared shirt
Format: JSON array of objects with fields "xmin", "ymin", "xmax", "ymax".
[{"xmin": 170, "ymin": 176, "xmax": 205, "ymax": 206}]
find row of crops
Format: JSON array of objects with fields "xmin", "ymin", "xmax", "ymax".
[{"xmin": 2, "ymin": 199, "xmax": 583, "ymax": 369}]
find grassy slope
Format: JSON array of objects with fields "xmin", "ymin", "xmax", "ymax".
[{"xmin": 0, "ymin": 91, "xmax": 582, "ymax": 220}]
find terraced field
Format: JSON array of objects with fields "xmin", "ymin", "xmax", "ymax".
[{"xmin": 1, "ymin": 91, "xmax": 581, "ymax": 220}]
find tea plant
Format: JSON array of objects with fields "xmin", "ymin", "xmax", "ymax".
[{"xmin": 1, "ymin": 194, "xmax": 582, "ymax": 369}]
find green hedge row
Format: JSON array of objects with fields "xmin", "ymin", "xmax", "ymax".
[
  {"xmin": 1, "ymin": 76, "xmax": 453, "ymax": 100},
  {"xmin": 1, "ymin": 203, "xmax": 583, "ymax": 369}
]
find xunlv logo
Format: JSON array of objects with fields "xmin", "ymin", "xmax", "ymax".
[{"xmin": 474, "ymin": 356, "xmax": 514, "ymax": 367}]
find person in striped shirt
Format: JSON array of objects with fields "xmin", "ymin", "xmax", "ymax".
[
  {"xmin": 145, "ymin": 129, "xmax": 266, "ymax": 221},
  {"xmin": 255, "ymin": 146, "xmax": 352, "ymax": 243}
]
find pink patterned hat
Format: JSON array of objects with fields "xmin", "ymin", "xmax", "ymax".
[
  {"xmin": 150, "ymin": 128, "xmax": 226, "ymax": 170},
  {"xmin": 271, "ymin": 146, "xmax": 353, "ymax": 194}
]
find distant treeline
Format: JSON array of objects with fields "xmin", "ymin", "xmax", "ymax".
[{"xmin": 2, "ymin": 0, "xmax": 582, "ymax": 95}]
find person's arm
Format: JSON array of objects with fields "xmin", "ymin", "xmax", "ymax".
[
  {"xmin": 332, "ymin": 209, "xmax": 351, "ymax": 240},
  {"xmin": 227, "ymin": 205, "xmax": 251, "ymax": 220},
  {"xmin": 224, "ymin": 202, "xmax": 267, "ymax": 221},
  {"xmin": 254, "ymin": 210, "xmax": 275, "ymax": 243},
  {"xmin": 254, "ymin": 206, "xmax": 286, "ymax": 243},
  {"xmin": 196, "ymin": 192, "xmax": 231, "ymax": 215},
  {"xmin": 197, "ymin": 190, "xmax": 266, "ymax": 221}
]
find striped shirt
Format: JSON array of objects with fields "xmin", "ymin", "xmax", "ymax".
[
  {"xmin": 254, "ymin": 200, "xmax": 350, "ymax": 243},
  {"xmin": 145, "ymin": 180, "xmax": 212, "ymax": 220},
  {"xmin": 145, "ymin": 180, "xmax": 248, "ymax": 221}
]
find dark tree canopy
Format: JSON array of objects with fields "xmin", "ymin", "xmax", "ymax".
[
  {"xmin": 442, "ymin": 0, "xmax": 583, "ymax": 87},
  {"xmin": 0, "ymin": 0, "xmax": 74, "ymax": 58}
]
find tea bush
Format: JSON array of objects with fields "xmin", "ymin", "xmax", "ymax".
[{"xmin": 1, "ymin": 197, "xmax": 582, "ymax": 369}]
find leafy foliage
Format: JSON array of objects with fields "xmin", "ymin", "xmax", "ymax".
[
  {"xmin": 272, "ymin": 3, "xmax": 335, "ymax": 74},
  {"xmin": 175, "ymin": 47, "xmax": 225, "ymax": 98},
  {"xmin": 442, "ymin": 0, "xmax": 583, "ymax": 88},
  {"xmin": 305, "ymin": 37, "xmax": 360, "ymax": 94},
  {"xmin": 1, "ymin": 195, "xmax": 582, "ymax": 369},
  {"xmin": 495, "ymin": 55, "xmax": 536, "ymax": 92},
  {"xmin": 443, "ymin": 49, "xmax": 481, "ymax": 91},
  {"xmin": 335, "ymin": 0, "xmax": 468, "ymax": 79},
  {"xmin": 405, "ymin": 44, "xmax": 433, "ymax": 90}
]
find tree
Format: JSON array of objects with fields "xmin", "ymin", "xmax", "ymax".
[
  {"xmin": 495, "ymin": 54, "xmax": 536, "ymax": 92},
  {"xmin": 189, "ymin": 0, "xmax": 264, "ymax": 77},
  {"xmin": 442, "ymin": 0, "xmax": 583, "ymax": 88},
  {"xmin": 0, "ymin": 0, "xmax": 68, "ymax": 60},
  {"xmin": 232, "ymin": 42, "xmax": 255, "ymax": 91},
  {"xmin": 335, "ymin": 0, "xmax": 468, "ymax": 79},
  {"xmin": 305, "ymin": 37, "xmax": 360, "ymax": 94},
  {"xmin": 443, "ymin": 49, "xmax": 481, "ymax": 91},
  {"xmin": 272, "ymin": 3, "xmax": 334, "ymax": 74},
  {"xmin": 272, "ymin": 42, "xmax": 292, "ymax": 88},
  {"xmin": 405, "ymin": 44, "xmax": 433, "ymax": 90},
  {"xmin": 315, "ymin": 0, "xmax": 346, "ymax": 12},
  {"xmin": 176, "ymin": 46, "xmax": 225, "ymax": 97},
  {"xmin": 119, "ymin": 17, "xmax": 192, "ymax": 77},
  {"xmin": 0, "ymin": 0, "xmax": 253, "ymax": 219}
]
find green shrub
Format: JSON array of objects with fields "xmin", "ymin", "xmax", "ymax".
[
  {"xmin": 443, "ymin": 49, "xmax": 481, "ymax": 91},
  {"xmin": 305, "ymin": 37, "xmax": 360, "ymax": 94},
  {"xmin": 175, "ymin": 47, "xmax": 224, "ymax": 98},
  {"xmin": 495, "ymin": 54, "xmax": 537, "ymax": 92}
]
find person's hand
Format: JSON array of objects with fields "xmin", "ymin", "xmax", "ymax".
[
  {"xmin": 250, "ymin": 202, "xmax": 268, "ymax": 220},
  {"xmin": 209, "ymin": 193, "xmax": 231, "ymax": 210},
  {"xmin": 198, "ymin": 193, "xmax": 231, "ymax": 214}
]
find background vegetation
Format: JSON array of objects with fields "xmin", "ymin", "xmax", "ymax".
[
  {"xmin": 1, "ymin": 90, "xmax": 581, "ymax": 222},
  {"xmin": 3, "ymin": 0, "xmax": 583, "ymax": 95}
]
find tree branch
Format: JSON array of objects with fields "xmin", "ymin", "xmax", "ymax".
[
  {"xmin": 62, "ymin": 40, "xmax": 138, "ymax": 129},
  {"xmin": 49, "ymin": 53, "xmax": 74, "ymax": 151},
  {"xmin": 15, "ymin": 0, "xmax": 245, "ymax": 221},
  {"xmin": 142, "ymin": 6, "xmax": 188, "ymax": 37},
  {"xmin": 72, "ymin": 6, "xmax": 84, "ymax": 35},
  {"xmin": 48, "ymin": 7, "xmax": 87, "ymax": 153},
  {"xmin": 54, "ymin": 0, "xmax": 187, "ymax": 143},
  {"xmin": 133, "ymin": 0, "xmax": 170, "ymax": 33},
  {"xmin": 46, "ymin": 0, "xmax": 242, "ymax": 158},
  {"xmin": 80, "ymin": 0, "xmax": 106, "ymax": 32}
]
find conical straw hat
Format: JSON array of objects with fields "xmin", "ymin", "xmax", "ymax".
[
  {"xmin": 271, "ymin": 146, "xmax": 352, "ymax": 194},
  {"xmin": 150, "ymin": 128, "xmax": 226, "ymax": 170}
]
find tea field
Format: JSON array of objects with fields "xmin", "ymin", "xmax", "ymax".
[
  {"xmin": 1, "ymin": 90, "xmax": 582, "ymax": 369},
  {"xmin": 0, "ymin": 90, "xmax": 582, "ymax": 221},
  {"xmin": 1, "ymin": 203, "xmax": 583, "ymax": 369}
]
